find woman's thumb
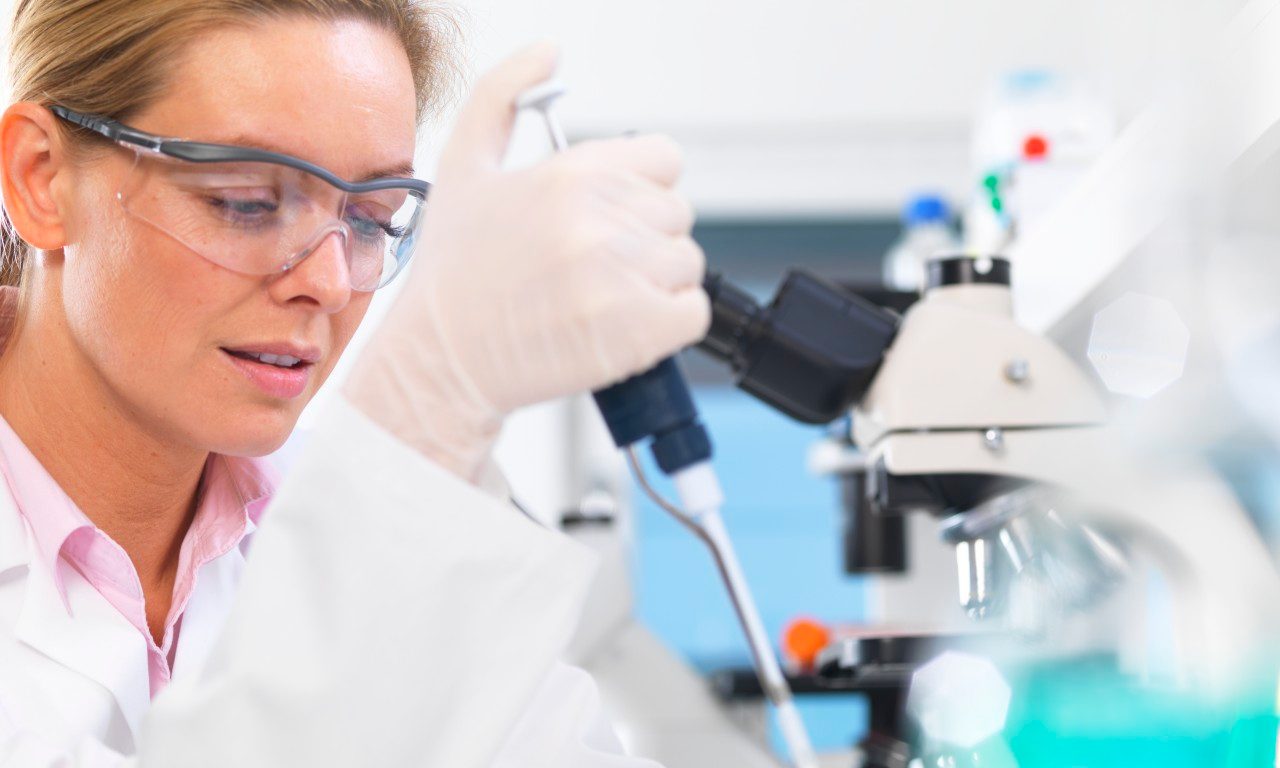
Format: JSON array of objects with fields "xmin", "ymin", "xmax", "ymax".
[{"xmin": 439, "ymin": 41, "xmax": 560, "ymax": 177}]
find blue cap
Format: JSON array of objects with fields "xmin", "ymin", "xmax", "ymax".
[{"xmin": 903, "ymin": 194, "xmax": 949, "ymax": 225}]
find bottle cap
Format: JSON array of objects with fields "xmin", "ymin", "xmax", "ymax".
[{"xmin": 903, "ymin": 194, "xmax": 949, "ymax": 225}]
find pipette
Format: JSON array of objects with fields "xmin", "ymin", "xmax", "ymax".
[{"xmin": 517, "ymin": 80, "xmax": 818, "ymax": 768}]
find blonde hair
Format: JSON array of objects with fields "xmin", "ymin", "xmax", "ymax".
[{"xmin": 0, "ymin": 0, "xmax": 460, "ymax": 286}]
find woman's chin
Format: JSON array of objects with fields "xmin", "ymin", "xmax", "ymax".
[{"xmin": 204, "ymin": 410, "xmax": 301, "ymax": 458}]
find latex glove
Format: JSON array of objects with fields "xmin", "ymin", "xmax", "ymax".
[{"xmin": 345, "ymin": 43, "xmax": 709, "ymax": 482}]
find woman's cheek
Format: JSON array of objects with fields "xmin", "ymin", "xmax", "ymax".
[{"xmin": 318, "ymin": 295, "xmax": 375, "ymax": 385}]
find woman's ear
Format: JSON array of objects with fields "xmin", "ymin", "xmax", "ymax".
[{"xmin": 1, "ymin": 103, "xmax": 71, "ymax": 251}]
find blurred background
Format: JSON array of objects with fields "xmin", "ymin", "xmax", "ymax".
[{"xmin": 286, "ymin": 0, "xmax": 1280, "ymax": 765}]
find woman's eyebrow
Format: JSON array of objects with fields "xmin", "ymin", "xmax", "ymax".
[
  {"xmin": 216, "ymin": 134, "xmax": 416, "ymax": 180},
  {"xmin": 357, "ymin": 162, "xmax": 416, "ymax": 182}
]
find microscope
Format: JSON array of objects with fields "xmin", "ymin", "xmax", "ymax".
[
  {"xmin": 702, "ymin": 255, "xmax": 1115, "ymax": 620},
  {"xmin": 698, "ymin": 255, "xmax": 1280, "ymax": 766}
]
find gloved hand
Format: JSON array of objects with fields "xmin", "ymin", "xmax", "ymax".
[{"xmin": 345, "ymin": 42, "xmax": 709, "ymax": 482}]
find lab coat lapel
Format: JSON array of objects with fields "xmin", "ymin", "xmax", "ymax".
[{"xmin": 13, "ymin": 529, "xmax": 151, "ymax": 747}]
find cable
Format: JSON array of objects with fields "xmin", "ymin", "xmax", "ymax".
[
  {"xmin": 625, "ymin": 448, "xmax": 708, "ymax": 541},
  {"xmin": 625, "ymin": 449, "xmax": 775, "ymax": 695}
]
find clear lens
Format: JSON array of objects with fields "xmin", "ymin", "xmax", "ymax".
[
  {"xmin": 117, "ymin": 153, "xmax": 424, "ymax": 291},
  {"xmin": 343, "ymin": 186, "xmax": 421, "ymax": 291}
]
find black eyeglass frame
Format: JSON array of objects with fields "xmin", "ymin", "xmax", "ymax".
[{"xmin": 50, "ymin": 105, "xmax": 431, "ymax": 200}]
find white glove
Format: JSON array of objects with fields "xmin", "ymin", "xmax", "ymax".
[{"xmin": 346, "ymin": 42, "xmax": 710, "ymax": 481}]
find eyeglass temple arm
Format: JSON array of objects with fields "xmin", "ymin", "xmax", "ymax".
[{"xmin": 50, "ymin": 106, "xmax": 164, "ymax": 152}]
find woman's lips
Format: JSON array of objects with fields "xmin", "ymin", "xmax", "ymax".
[{"xmin": 221, "ymin": 348, "xmax": 314, "ymax": 399}]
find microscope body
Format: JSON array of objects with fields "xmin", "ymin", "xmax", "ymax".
[
  {"xmin": 846, "ymin": 257, "xmax": 1280, "ymax": 701},
  {"xmin": 853, "ymin": 260, "xmax": 1106, "ymax": 464},
  {"xmin": 846, "ymin": 258, "xmax": 1107, "ymax": 584}
]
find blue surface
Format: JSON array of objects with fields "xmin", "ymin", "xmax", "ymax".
[{"xmin": 631, "ymin": 384, "xmax": 870, "ymax": 753}]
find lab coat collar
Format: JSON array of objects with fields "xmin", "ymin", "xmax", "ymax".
[
  {"xmin": 0, "ymin": 485, "xmax": 151, "ymax": 748},
  {"xmin": 0, "ymin": 458, "xmax": 272, "ymax": 743},
  {"xmin": 14, "ymin": 549, "xmax": 151, "ymax": 746}
]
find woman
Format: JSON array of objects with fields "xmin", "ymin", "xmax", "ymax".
[{"xmin": 0, "ymin": 0, "xmax": 707, "ymax": 765}]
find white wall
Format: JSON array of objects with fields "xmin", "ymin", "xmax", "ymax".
[{"xmin": 426, "ymin": 0, "xmax": 1236, "ymax": 217}]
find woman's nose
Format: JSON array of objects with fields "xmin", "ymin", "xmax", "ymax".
[{"xmin": 268, "ymin": 227, "xmax": 354, "ymax": 312}]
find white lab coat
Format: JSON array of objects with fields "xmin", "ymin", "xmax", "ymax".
[{"xmin": 0, "ymin": 397, "xmax": 660, "ymax": 767}]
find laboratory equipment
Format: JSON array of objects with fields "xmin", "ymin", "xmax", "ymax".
[
  {"xmin": 809, "ymin": 255, "xmax": 1280, "ymax": 691},
  {"xmin": 695, "ymin": 251, "xmax": 1280, "ymax": 763},
  {"xmin": 715, "ymin": 631, "xmax": 993, "ymax": 768},
  {"xmin": 517, "ymin": 13, "xmax": 1280, "ymax": 757},
  {"xmin": 963, "ymin": 71, "xmax": 1115, "ymax": 256},
  {"xmin": 518, "ymin": 81, "xmax": 818, "ymax": 768},
  {"xmin": 553, "ymin": 245, "xmax": 1279, "ymax": 764},
  {"xmin": 699, "ymin": 270, "xmax": 897, "ymax": 426}
]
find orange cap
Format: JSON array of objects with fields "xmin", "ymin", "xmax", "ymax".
[{"xmin": 782, "ymin": 617, "xmax": 831, "ymax": 672}]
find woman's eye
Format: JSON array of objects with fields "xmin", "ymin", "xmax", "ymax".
[
  {"xmin": 204, "ymin": 194, "xmax": 280, "ymax": 222},
  {"xmin": 345, "ymin": 210, "xmax": 403, "ymax": 241}
]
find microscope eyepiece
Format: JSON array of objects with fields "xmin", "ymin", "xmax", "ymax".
[
  {"xmin": 701, "ymin": 272, "xmax": 762, "ymax": 366},
  {"xmin": 697, "ymin": 270, "xmax": 899, "ymax": 425}
]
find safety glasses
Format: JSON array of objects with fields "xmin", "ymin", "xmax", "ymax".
[{"xmin": 52, "ymin": 106, "xmax": 430, "ymax": 292}]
